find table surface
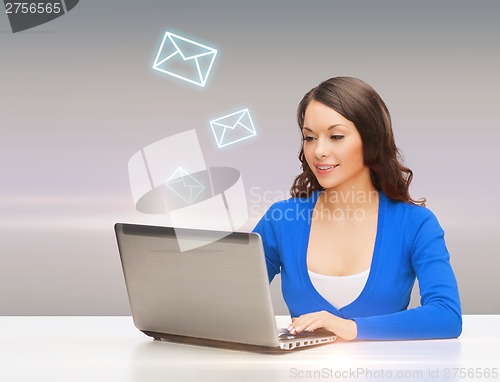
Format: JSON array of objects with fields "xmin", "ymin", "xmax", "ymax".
[{"xmin": 0, "ymin": 315, "xmax": 499, "ymax": 382}]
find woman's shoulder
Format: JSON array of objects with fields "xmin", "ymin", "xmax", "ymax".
[{"xmin": 383, "ymin": 193, "xmax": 441, "ymax": 228}]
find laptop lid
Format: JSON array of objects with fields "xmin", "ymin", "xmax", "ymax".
[{"xmin": 115, "ymin": 223, "xmax": 280, "ymax": 348}]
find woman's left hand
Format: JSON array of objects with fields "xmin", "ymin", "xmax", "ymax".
[{"xmin": 287, "ymin": 310, "xmax": 358, "ymax": 341}]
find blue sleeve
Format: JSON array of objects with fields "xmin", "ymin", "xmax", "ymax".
[
  {"xmin": 354, "ymin": 208, "xmax": 462, "ymax": 340},
  {"xmin": 252, "ymin": 204, "xmax": 282, "ymax": 283}
]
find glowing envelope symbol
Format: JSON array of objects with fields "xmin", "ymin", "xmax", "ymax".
[
  {"xmin": 152, "ymin": 31, "xmax": 218, "ymax": 87},
  {"xmin": 210, "ymin": 108, "xmax": 257, "ymax": 148}
]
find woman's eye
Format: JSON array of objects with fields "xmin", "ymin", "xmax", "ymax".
[
  {"xmin": 303, "ymin": 136, "xmax": 315, "ymax": 142},
  {"xmin": 331, "ymin": 135, "xmax": 344, "ymax": 141}
]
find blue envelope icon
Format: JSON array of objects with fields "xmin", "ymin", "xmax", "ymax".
[
  {"xmin": 210, "ymin": 109, "xmax": 257, "ymax": 148},
  {"xmin": 152, "ymin": 31, "xmax": 218, "ymax": 87},
  {"xmin": 166, "ymin": 167, "xmax": 205, "ymax": 204}
]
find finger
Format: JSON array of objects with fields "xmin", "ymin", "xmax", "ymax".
[
  {"xmin": 289, "ymin": 316, "xmax": 311, "ymax": 329},
  {"xmin": 297, "ymin": 319, "xmax": 317, "ymax": 333},
  {"xmin": 304, "ymin": 321, "xmax": 321, "ymax": 332},
  {"xmin": 288, "ymin": 319, "xmax": 305, "ymax": 334},
  {"xmin": 288, "ymin": 312, "xmax": 325, "ymax": 334},
  {"xmin": 290, "ymin": 317, "xmax": 316, "ymax": 334}
]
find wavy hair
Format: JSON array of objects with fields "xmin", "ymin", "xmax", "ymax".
[{"xmin": 290, "ymin": 77, "xmax": 426, "ymax": 206}]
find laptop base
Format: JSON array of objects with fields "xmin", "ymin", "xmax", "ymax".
[{"xmin": 142, "ymin": 329, "xmax": 336, "ymax": 353}]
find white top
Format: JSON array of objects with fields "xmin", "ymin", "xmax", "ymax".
[{"xmin": 308, "ymin": 268, "xmax": 370, "ymax": 310}]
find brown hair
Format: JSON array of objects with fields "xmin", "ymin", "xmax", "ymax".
[{"xmin": 290, "ymin": 77, "xmax": 426, "ymax": 206}]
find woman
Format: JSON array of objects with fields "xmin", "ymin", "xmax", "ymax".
[{"xmin": 252, "ymin": 77, "xmax": 462, "ymax": 340}]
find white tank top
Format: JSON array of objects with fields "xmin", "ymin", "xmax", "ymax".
[{"xmin": 308, "ymin": 268, "xmax": 370, "ymax": 310}]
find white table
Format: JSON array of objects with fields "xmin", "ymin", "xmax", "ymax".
[{"xmin": 0, "ymin": 316, "xmax": 498, "ymax": 382}]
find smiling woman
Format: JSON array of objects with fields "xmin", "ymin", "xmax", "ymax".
[
  {"xmin": 301, "ymin": 101, "xmax": 368, "ymax": 196},
  {"xmin": 291, "ymin": 77, "xmax": 424, "ymax": 205},
  {"xmin": 252, "ymin": 77, "xmax": 462, "ymax": 341}
]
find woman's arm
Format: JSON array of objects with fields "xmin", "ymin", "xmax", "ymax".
[
  {"xmin": 354, "ymin": 208, "xmax": 462, "ymax": 340},
  {"xmin": 252, "ymin": 203, "xmax": 283, "ymax": 282}
]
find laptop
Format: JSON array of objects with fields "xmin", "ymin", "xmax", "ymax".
[{"xmin": 114, "ymin": 223, "xmax": 337, "ymax": 351}]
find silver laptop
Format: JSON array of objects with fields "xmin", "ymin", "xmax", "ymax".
[{"xmin": 115, "ymin": 223, "xmax": 336, "ymax": 351}]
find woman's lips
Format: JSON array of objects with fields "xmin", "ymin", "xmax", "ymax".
[{"xmin": 314, "ymin": 163, "xmax": 340, "ymax": 175}]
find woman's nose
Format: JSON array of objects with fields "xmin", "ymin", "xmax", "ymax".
[{"xmin": 314, "ymin": 138, "xmax": 329, "ymax": 158}]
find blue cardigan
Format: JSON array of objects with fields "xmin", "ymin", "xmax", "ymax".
[{"xmin": 252, "ymin": 191, "xmax": 462, "ymax": 340}]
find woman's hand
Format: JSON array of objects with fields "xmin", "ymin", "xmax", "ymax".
[{"xmin": 287, "ymin": 311, "xmax": 358, "ymax": 340}]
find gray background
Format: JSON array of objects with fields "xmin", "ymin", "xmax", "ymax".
[{"xmin": 1, "ymin": 0, "xmax": 499, "ymax": 315}]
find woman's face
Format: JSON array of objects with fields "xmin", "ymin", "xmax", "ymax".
[{"xmin": 302, "ymin": 99, "xmax": 371, "ymax": 192}]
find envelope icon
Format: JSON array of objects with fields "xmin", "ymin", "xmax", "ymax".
[
  {"xmin": 210, "ymin": 109, "xmax": 257, "ymax": 148},
  {"xmin": 152, "ymin": 31, "xmax": 218, "ymax": 87},
  {"xmin": 166, "ymin": 167, "xmax": 205, "ymax": 204}
]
